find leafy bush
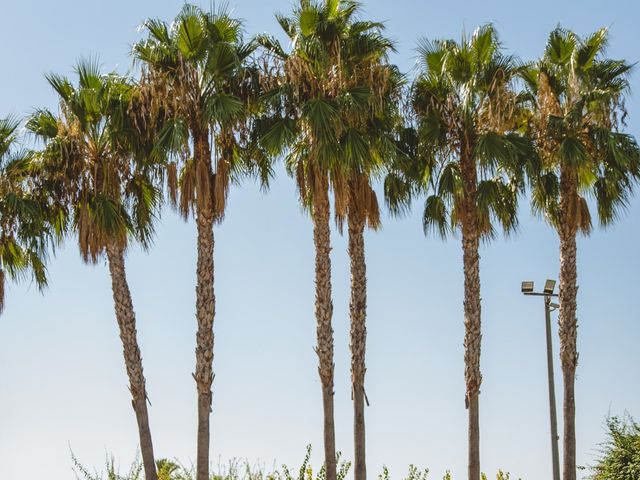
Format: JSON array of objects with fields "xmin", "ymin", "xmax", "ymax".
[
  {"xmin": 379, "ymin": 464, "xmax": 516, "ymax": 480},
  {"xmin": 71, "ymin": 445, "xmax": 349, "ymax": 480},
  {"xmin": 378, "ymin": 464, "xmax": 429, "ymax": 480},
  {"xmin": 591, "ymin": 414, "xmax": 640, "ymax": 480},
  {"xmin": 71, "ymin": 447, "xmax": 518, "ymax": 480},
  {"xmin": 278, "ymin": 445, "xmax": 350, "ymax": 480},
  {"xmin": 72, "ymin": 452, "xmax": 143, "ymax": 480}
]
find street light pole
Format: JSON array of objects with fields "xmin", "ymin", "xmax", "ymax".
[
  {"xmin": 544, "ymin": 296, "xmax": 561, "ymax": 480},
  {"xmin": 521, "ymin": 280, "xmax": 561, "ymax": 480}
]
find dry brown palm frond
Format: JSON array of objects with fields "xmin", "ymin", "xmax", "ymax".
[
  {"xmin": 332, "ymin": 170, "xmax": 349, "ymax": 232},
  {"xmin": 179, "ymin": 158, "xmax": 196, "ymax": 219},
  {"xmin": 478, "ymin": 83, "xmax": 519, "ymax": 134},
  {"xmin": 257, "ymin": 55, "xmax": 284, "ymax": 92},
  {"xmin": 0, "ymin": 268, "xmax": 5, "ymax": 315},
  {"xmin": 195, "ymin": 157, "xmax": 212, "ymax": 216},
  {"xmin": 476, "ymin": 209, "xmax": 493, "ymax": 238},
  {"xmin": 537, "ymin": 72, "xmax": 561, "ymax": 117},
  {"xmin": 362, "ymin": 180, "xmax": 381, "ymax": 230},
  {"xmin": 295, "ymin": 159, "xmax": 309, "ymax": 206},
  {"xmin": 212, "ymin": 134, "xmax": 232, "ymax": 223},
  {"xmin": 454, "ymin": 192, "xmax": 471, "ymax": 229},
  {"xmin": 310, "ymin": 165, "xmax": 329, "ymax": 209},
  {"xmin": 77, "ymin": 202, "xmax": 91, "ymax": 261},
  {"xmin": 285, "ymin": 56, "xmax": 319, "ymax": 100},
  {"xmin": 336, "ymin": 174, "xmax": 382, "ymax": 232},
  {"xmin": 576, "ymin": 195, "xmax": 592, "ymax": 234},
  {"xmin": 167, "ymin": 161, "xmax": 178, "ymax": 208},
  {"xmin": 536, "ymin": 72, "xmax": 562, "ymax": 166}
]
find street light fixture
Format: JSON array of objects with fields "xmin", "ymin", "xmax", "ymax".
[
  {"xmin": 544, "ymin": 279, "xmax": 556, "ymax": 295},
  {"xmin": 521, "ymin": 281, "xmax": 534, "ymax": 293},
  {"xmin": 522, "ymin": 279, "xmax": 561, "ymax": 480}
]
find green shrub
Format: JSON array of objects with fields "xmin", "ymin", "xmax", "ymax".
[
  {"xmin": 591, "ymin": 414, "xmax": 640, "ymax": 480},
  {"xmin": 72, "ymin": 452, "xmax": 143, "ymax": 480},
  {"xmin": 71, "ymin": 447, "xmax": 518, "ymax": 480},
  {"xmin": 378, "ymin": 464, "xmax": 429, "ymax": 480},
  {"xmin": 279, "ymin": 445, "xmax": 350, "ymax": 480}
]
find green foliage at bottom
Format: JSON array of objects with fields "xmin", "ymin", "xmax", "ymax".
[
  {"xmin": 590, "ymin": 414, "xmax": 640, "ymax": 480},
  {"xmin": 71, "ymin": 446, "xmax": 519, "ymax": 480}
]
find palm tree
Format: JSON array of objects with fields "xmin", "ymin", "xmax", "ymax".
[
  {"xmin": 256, "ymin": 2, "xmax": 400, "ymax": 478},
  {"xmin": 521, "ymin": 27, "xmax": 640, "ymax": 480},
  {"xmin": 26, "ymin": 61, "xmax": 162, "ymax": 480},
  {"xmin": 133, "ymin": 6, "xmax": 264, "ymax": 480},
  {"xmin": 0, "ymin": 116, "xmax": 50, "ymax": 315},
  {"xmin": 337, "ymin": 61, "xmax": 403, "ymax": 480},
  {"xmin": 385, "ymin": 26, "xmax": 530, "ymax": 479}
]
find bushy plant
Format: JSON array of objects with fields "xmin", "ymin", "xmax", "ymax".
[
  {"xmin": 71, "ymin": 445, "xmax": 347, "ymax": 480},
  {"xmin": 379, "ymin": 464, "xmax": 516, "ymax": 480},
  {"xmin": 378, "ymin": 464, "xmax": 429, "ymax": 480},
  {"xmin": 591, "ymin": 414, "xmax": 640, "ymax": 480},
  {"xmin": 72, "ymin": 453, "xmax": 143, "ymax": 480},
  {"xmin": 279, "ymin": 445, "xmax": 350, "ymax": 480},
  {"xmin": 71, "ymin": 448, "xmax": 519, "ymax": 480}
]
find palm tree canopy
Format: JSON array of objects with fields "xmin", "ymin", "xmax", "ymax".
[
  {"xmin": 256, "ymin": 0, "xmax": 403, "ymax": 224},
  {"xmin": 26, "ymin": 59, "xmax": 161, "ymax": 264},
  {"xmin": 385, "ymin": 24, "xmax": 532, "ymax": 240},
  {"xmin": 0, "ymin": 116, "xmax": 52, "ymax": 314},
  {"xmin": 521, "ymin": 27, "xmax": 640, "ymax": 234},
  {"xmin": 133, "ymin": 4, "xmax": 268, "ymax": 221}
]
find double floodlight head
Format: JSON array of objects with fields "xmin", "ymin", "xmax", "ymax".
[
  {"xmin": 521, "ymin": 281, "xmax": 534, "ymax": 293},
  {"xmin": 521, "ymin": 279, "xmax": 557, "ymax": 296}
]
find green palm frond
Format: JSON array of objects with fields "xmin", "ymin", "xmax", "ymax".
[
  {"xmin": 45, "ymin": 73, "xmax": 74, "ymax": 102},
  {"xmin": 27, "ymin": 62, "xmax": 164, "ymax": 261},
  {"xmin": 263, "ymin": 0, "xmax": 401, "ymax": 226},
  {"xmin": 422, "ymin": 194, "xmax": 449, "ymax": 238},
  {"xmin": 134, "ymin": 3, "xmax": 268, "ymax": 221},
  {"xmin": 1, "ymin": 117, "xmax": 54, "ymax": 313},
  {"xmin": 544, "ymin": 27, "xmax": 577, "ymax": 66},
  {"xmin": 0, "ymin": 116, "xmax": 20, "ymax": 155},
  {"xmin": 387, "ymin": 24, "xmax": 525, "ymax": 240},
  {"xmin": 26, "ymin": 109, "xmax": 59, "ymax": 141},
  {"xmin": 75, "ymin": 56, "xmax": 103, "ymax": 91},
  {"xmin": 523, "ymin": 26, "xmax": 640, "ymax": 234}
]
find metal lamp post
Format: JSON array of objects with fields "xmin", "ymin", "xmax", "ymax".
[{"xmin": 521, "ymin": 279, "xmax": 561, "ymax": 480}]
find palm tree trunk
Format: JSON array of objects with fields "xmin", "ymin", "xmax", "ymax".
[
  {"xmin": 194, "ymin": 211, "xmax": 215, "ymax": 480},
  {"xmin": 558, "ymin": 231, "xmax": 578, "ymax": 480},
  {"xmin": 106, "ymin": 244, "xmax": 158, "ymax": 480},
  {"xmin": 312, "ymin": 186, "xmax": 337, "ymax": 480},
  {"xmin": 462, "ymin": 227, "xmax": 482, "ymax": 480},
  {"xmin": 461, "ymin": 142, "xmax": 482, "ymax": 480},
  {"xmin": 348, "ymin": 214, "xmax": 367, "ymax": 480},
  {"xmin": 558, "ymin": 168, "xmax": 579, "ymax": 480}
]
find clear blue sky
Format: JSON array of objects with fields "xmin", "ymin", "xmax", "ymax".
[{"xmin": 0, "ymin": 1, "xmax": 638, "ymax": 479}]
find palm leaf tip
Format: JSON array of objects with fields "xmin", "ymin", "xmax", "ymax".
[{"xmin": 423, "ymin": 195, "xmax": 449, "ymax": 238}]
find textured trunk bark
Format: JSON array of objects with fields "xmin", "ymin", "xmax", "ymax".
[
  {"xmin": 194, "ymin": 212, "xmax": 215, "ymax": 480},
  {"xmin": 468, "ymin": 393, "xmax": 480, "ymax": 480},
  {"xmin": 559, "ymin": 231, "xmax": 578, "ymax": 480},
  {"xmin": 312, "ymin": 186, "xmax": 337, "ymax": 480},
  {"xmin": 558, "ymin": 165, "xmax": 579, "ymax": 480},
  {"xmin": 106, "ymin": 244, "xmax": 157, "ymax": 480},
  {"xmin": 348, "ymin": 215, "xmax": 367, "ymax": 480},
  {"xmin": 462, "ymin": 227, "xmax": 482, "ymax": 480},
  {"xmin": 461, "ymin": 139, "xmax": 482, "ymax": 480}
]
